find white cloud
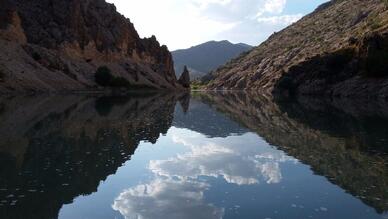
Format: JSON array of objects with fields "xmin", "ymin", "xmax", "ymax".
[
  {"xmin": 106, "ymin": 0, "xmax": 326, "ymax": 49},
  {"xmin": 112, "ymin": 178, "xmax": 224, "ymax": 219},
  {"xmin": 106, "ymin": 0, "xmax": 238, "ymax": 50},
  {"xmin": 256, "ymin": 0, "xmax": 287, "ymax": 16}
]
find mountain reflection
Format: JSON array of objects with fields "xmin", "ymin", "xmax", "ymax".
[
  {"xmin": 0, "ymin": 92, "xmax": 387, "ymax": 219},
  {"xmin": 196, "ymin": 91, "xmax": 388, "ymax": 213},
  {"xmin": 0, "ymin": 93, "xmax": 186, "ymax": 219},
  {"xmin": 173, "ymin": 97, "xmax": 248, "ymax": 137}
]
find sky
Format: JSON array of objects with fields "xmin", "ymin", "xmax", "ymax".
[{"xmin": 106, "ymin": 0, "xmax": 328, "ymax": 50}]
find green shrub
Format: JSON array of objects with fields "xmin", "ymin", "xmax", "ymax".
[
  {"xmin": 95, "ymin": 66, "xmax": 114, "ymax": 87},
  {"xmin": 190, "ymin": 80, "xmax": 205, "ymax": 90}
]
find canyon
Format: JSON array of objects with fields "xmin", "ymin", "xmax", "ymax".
[{"xmin": 0, "ymin": 0, "xmax": 186, "ymax": 93}]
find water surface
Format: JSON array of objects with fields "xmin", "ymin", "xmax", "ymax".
[{"xmin": 0, "ymin": 92, "xmax": 387, "ymax": 219}]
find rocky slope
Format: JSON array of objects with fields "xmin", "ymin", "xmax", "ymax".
[
  {"xmin": 0, "ymin": 0, "xmax": 184, "ymax": 93},
  {"xmin": 205, "ymin": 0, "xmax": 388, "ymax": 98},
  {"xmin": 172, "ymin": 40, "xmax": 252, "ymax": 80}
]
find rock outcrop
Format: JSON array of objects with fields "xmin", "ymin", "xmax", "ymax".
[
  {"xmin": 204, "ymin": 0, "xmax": 388, "ymax": 98},
  {"xmin": 178, "ymin": 66, "xmax": 191, "ymax": 88},
  {"xmin": 0, "ymin": 0, "xmax": 182, "ymax": 93}
]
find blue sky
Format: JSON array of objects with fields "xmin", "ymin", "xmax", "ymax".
[{"xmin": 107, "ymin": 0, "xmax": 328, "ymax": 50}]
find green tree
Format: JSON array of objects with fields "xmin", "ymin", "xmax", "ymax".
[{"xmin": 95, "ymin": 66, "xmax": 114, "ymax": 87}]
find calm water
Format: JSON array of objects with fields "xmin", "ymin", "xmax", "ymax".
[{"xmin": 0, "ymin": 92, "xmax": 387, "ymax": 219}]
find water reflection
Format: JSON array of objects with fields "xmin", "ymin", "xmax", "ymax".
[
  {"xmin": 0, "ymin": 92, "xmax": 386, "ymax": 219},
  {"xmin": 173, "ymin": 97, "xmax": 248, "ymax": 137},
  {"xmin": 113, "ymin": 177, "xmax": 224, "ymax": 219},
  {"xmin": 149, "ymin": 130, "xmax": 294, "ymax": 185},
  {"xmin": 112, "ymin": 129, "xmax": 296, "ymax": 219},
  {"xmin": 0, "ymin": 93, "xmax": 185, "ymax": 219},
  {"xmin": 197, "ymin": 91, "xmax": 388, "ymax": 214}
]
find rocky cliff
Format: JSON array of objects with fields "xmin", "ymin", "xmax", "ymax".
[
  {"xmin": 0, "ymin": 0, "xmax": 184, "ymax": 93},
  {"xmin": 205, "ymin": 0, "xmax": 388, "ymax": 98}
]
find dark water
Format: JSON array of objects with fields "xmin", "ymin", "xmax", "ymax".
[{"xmin": 0, "ymin": 92, "xmax": 387, "ymax": 219}]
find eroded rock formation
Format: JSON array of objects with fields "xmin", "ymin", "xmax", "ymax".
[{"xmin": 0, "ymin": 0, "xmax": 182, "ymax": 93}]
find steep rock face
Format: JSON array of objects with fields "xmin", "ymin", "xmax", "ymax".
[
  {"xmin": 0, "ymin": 0, "xmax": 180, "ymax": 93},
  {"xmin": 205, "ymin": 0, "xmax": 388, "ymax": 98}
]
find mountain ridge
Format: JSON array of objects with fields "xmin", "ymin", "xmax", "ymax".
[
  {"xmin": 172, "ymin": 40, "xmax": 252, "ymax": 80},
  {"xmin": 204, "ymin": 0, "xmax": 388, "ymax": 98}
]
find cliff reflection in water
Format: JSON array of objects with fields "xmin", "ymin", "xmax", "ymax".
[
  {"xmin": 0, "ymin": 93, "xmax": 186, "ymax": 219},
  {"xmin": 197, "ymin": 91, "xmax": 388, "ymax": 213},
  {"xmin": 0, "ymin": 92, "xmax": 387, "ymax": 219}
]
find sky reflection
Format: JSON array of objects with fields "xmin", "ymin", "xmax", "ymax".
[{"xmin": 113, "ymin": 127, "xmax": 297, "ymax": 219}]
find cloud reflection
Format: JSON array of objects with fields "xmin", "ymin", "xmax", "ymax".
[
  {"xmin": 112, "ymin": 178, "xmax": 224, "ymax": 219},
  {"xmin": 150, "ymin": 129, "xmax": 294, "ymax": 185},
  {"xmin": 113, "ymin": 128, "xmax": 295, "ymax": 218}
]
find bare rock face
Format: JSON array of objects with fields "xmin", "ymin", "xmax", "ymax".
[
  {"xmin": 204, "ymin": 0, "xmax": 388, "ymax": 98},
  {"xmin": 0, "ymin": 0, "xmax": 181, "ymax": 93},
  {"xmin": 178, "ymin": 66, "xmax": 191, "ymax": 88}
]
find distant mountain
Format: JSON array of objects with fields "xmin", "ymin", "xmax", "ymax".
[{"xmin": 172, "ymin": 40, "xmax": 252, "ymax": 80}]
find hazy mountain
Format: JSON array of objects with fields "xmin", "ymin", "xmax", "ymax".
[
  {"xmin": 204, "ymin": 0, "xmax": 388, "ymax": 98},
  {"xmin": 172, "ymin": 40, "xmax": 252, "ymax": 80}
]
